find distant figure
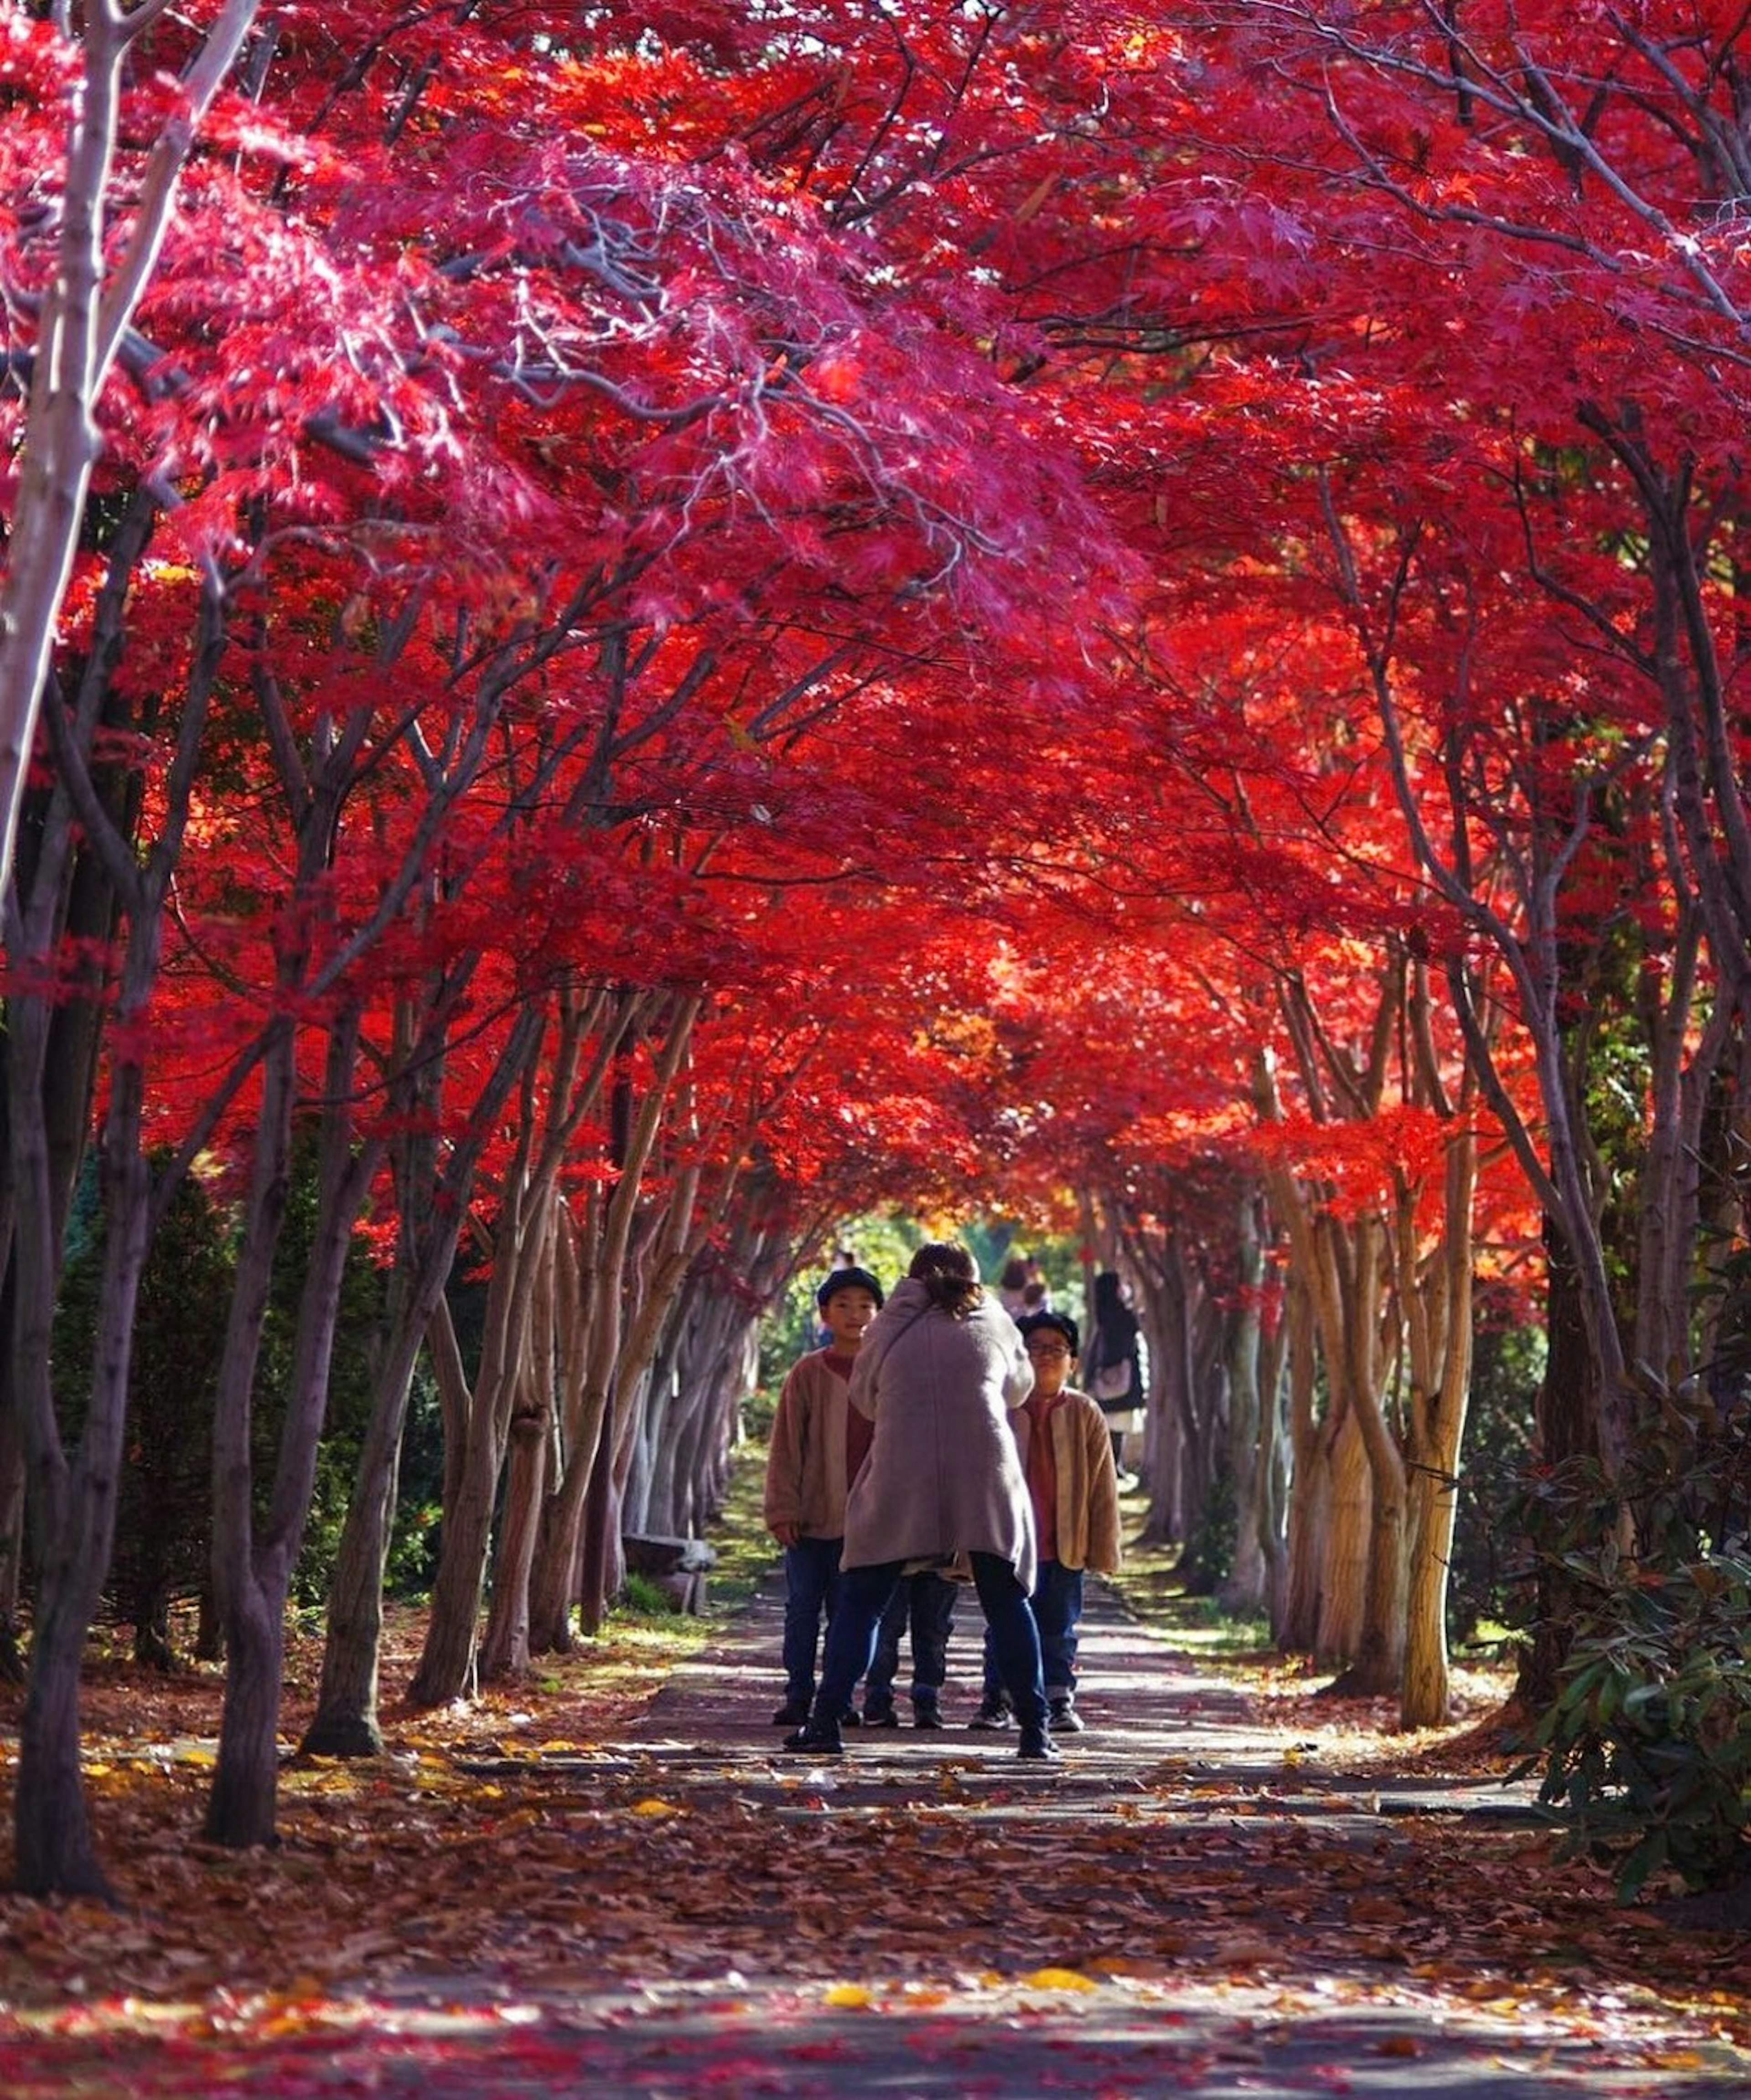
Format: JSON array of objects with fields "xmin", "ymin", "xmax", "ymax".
[
  {"xmin": 762, "ymin": 1265, "xmax": 885, "ymax": 1726},
  {"xmin": 1083, "ymin": 1270, "xmax": 1144, "ymax": 1473},
  {"xmin": 998, "ymin": 1255, "xmax": 1031, "ymax": 1318},
  {"xmin": 1020, "ymin": 1277, "xmax": 1051, "ymax": 1317},
  {"xmin": 780, "ymin": 1241, "xmax": 1056, "ymax": 1760},
  {"xmin": 971, "ymin": 1311, "xmax": 1121, "ymax": 1737}
]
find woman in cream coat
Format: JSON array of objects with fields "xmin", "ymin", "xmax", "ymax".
[{"xmin": 781, "ymin": 1241, "xmax": 1056, "ymax": 1760}]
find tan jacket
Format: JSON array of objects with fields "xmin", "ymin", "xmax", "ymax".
[
  {"xmin": 1010, "ymin": 1386, "xmax": 1123, "ymax": 1575},
  {"xmin": 763, "ymin": 1349, "xmax": 855, "ymax": 1540}
]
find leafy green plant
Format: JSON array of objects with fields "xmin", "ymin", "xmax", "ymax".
[{"xmin": 1528, "ymin": 1382, "xmax": 1751, "ymax": 1900}]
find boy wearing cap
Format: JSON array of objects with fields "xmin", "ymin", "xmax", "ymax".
[
  {"xmin": 970, "ymin": 1309, "xmax": 1121, "ymax": 1735},
  {"xmin": 763, "ymin": 1265, "xmax": 885, "ymax": 1727}
]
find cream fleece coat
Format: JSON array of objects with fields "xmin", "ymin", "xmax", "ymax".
[
  {"xmin": 1011, "ymin": 1386, "xmax": 1124, "ymax": 1575},
  {"xmin": 762, "ymin": 1350, "xmax": 854, "ymax": 1540},
  {"xmin": 842, "ymin": 1278, "xmax": 1038, "ymax": 1591}
]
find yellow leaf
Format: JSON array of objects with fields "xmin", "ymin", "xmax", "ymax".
[
  {"xmin": 630, "ymin": 1798, "xmax": 680, "ymax": 1818},
  {"xmin": 1021, "ymin": 1967, "xmax": 1098, "ymax": 1992},
  {"xmin": 822, "ymin": 1983, "xmax": 874, "ymax": 2008}
]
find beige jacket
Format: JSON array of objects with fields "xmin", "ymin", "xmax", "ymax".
[
  {"xmin": 1010, "ymin": 1386, "xmax": 1124, "ymax": 1575},
  {"xmin": 763, "ymin": 1349, "xmax": 855, "ymax": 1540}
]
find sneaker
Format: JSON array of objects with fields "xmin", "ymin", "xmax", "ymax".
[
  {"xmin": 863, "ymin": 1700, "xmax": 901, "ymax": 1727},
  {"xmin": 969, "ymin": 1692, "xmax": 1011, "ymax": 1731},
  {"xmin": 781, "ymin": 1721, "xmax": 845, "ymax": 1756},
  {"xmin": 839, "ymin": 1706, "xmax": 863, "ymax": 1727},
  {"xmin": 1048, "ymin": 1695, "xmax": 1086, "ymax": 1734},
  {"xmin": 772, "ymin": 1699, "xmax": 811, "ymax": 1727},
  {"xmin": 1016, "ymin": 1723, "xmax": 1061, "ymax": 1761},
  {"xmin": 912, "ymin": 1703, "xmax": 945, "ymax": 1729}
]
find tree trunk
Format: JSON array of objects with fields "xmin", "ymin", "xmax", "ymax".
[
  {"xmin": 203, "ymin": 1583, "xmax": 284, "ymax": 1848},
  {"xmin": 1219, "ymin": 1192, "xmax": 1267, "ymax": 1615},
  {"xmin": 1315, "ymin": 1406, "xmax": 1369, "ymax": 1668},
  {"xmin": 1278, "ymin": 1270, "xmax": 1326, "ymax": 1652},
  {"xmin": 207, "ymin": 1018, "xmax": 376, "ymax": 1844},
  {"xmin": 1514, "ymin": 1222, "xmax": 1602, "ymax": 1709},
  {"xmin": 1400, "ymin": 1128, "xmax": 1478, "ymax": 1727},
  {"xmin": 0, "ymin": 1372, "xmax": 23, "ymax": 1685},
  {"xmin": 480, "ymin": 1412, "xmax": 549, "ymax": 1681},
  {"xmin": 409, "ymin": 1162, "xmax": 550, "ymax": 1707},
  {"xmin": 0, "ymin": 0, "xmax": 264, "ymax": 908},
  {"xmin": 300, "ymin": 1310, "xmax": 422, "ymax": 1756},
  {"xmin": 15, "ymin": 1580, "xmax": 109, "ymax": 1897}
]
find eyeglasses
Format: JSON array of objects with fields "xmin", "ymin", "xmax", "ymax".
[{"xmin": 1026, "ymin": 1343, "xmax": 1072, "ymax": 1359}]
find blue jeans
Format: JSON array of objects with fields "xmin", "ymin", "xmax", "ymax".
[
  {"xmin": 781, "ymin": 1537, "xmax": 845, "ymax": 1705},
  {"xmin": 865, "ymin": 1571, "xmax": 958, "ymax": 1709},
  {"xmin": 812, "ymin": 1553, "xmax": 1046, "ymax": 1732},
  {"xmin": 984, "ymin": 1560, "xmax": 1085, "ymax": 1698}
]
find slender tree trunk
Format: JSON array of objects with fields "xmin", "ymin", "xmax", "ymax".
[
  {"xmin": 1400, "ymin": 1130, "xmax": 1477, "ymax": 1727},
  {"xmin": 1219, "ymin": 1193, "xmax": 1267, "ymax": 1614},
  {"xmin": 409, "ymin": 1121, "xmax": 554, "ymax": 1706},
  {"xmin": 207, "ymin": 1019, "xmax": 376, "ymax": 1846},
  {"xmin": 203, "ymin": 1584, "xmax": 283, "ymax": 1847},
  {"xmin": 301, "ymin": 1297, "xmax": 425, "ymax": 1756},
  {"xmin": 480, "ymin": 1414, "xmax": 549, "ymax": 1681},
  {"xmin": 13, "ymin": 1051, "xmax": 152, "ymax": 1896},
  {"xmin": 202, "ymin": 1024, "xmax": 295, "ymax": 1846},
  {"xmin": 1279, "ymin": 1270, "xmax": 1326, "ymax": 1651},
  {"xmin": 0, "ymin": 0, "xmax": 263, "ymax": 909},
  {"xmin": 1514, "ymin": 1223, "xmax": 1602, "ymax": 1710},
  {"xmin": 1315, "ymin": 1406, "xmax": 1369, "ymax": 1668}
]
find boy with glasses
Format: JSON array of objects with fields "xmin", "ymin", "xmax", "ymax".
[{"xmin": 969, "ymin": 1310, "xmax": 1122, "ymax": 1736}]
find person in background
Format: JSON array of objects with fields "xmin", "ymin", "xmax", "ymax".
[
  {"xmin": 1083, "ymin": 1268, "xmax": 1145, "ymax": 1476},
  {"xmin": 998, "ymin": 1254, "xmax": 1031, "ymax": 1318},
  {"xmin": 971, "ymin": 1310, "xmax": 1122, "ymax": 1735},
  {"xmin": 762, "ymin": 1265, "xmax": 885, "ymax": 1727},
  {"xmin": 780, "ymin": 1241, "xmax": 1057, "ymax": 1760},
  {"xmin": 861, "ymin": 1567, "xmax": 959, "ymax": 1727}
]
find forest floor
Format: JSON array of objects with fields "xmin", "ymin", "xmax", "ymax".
[{"xmin": 2, "ymin": 1475, "xmax": 1751, "ymax": 2095}]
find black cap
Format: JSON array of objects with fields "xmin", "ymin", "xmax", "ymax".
[
  {"xmin": 1019, "ymin": 1309, "xmax": 1079, "ymax": 1357},
  {"xmin": 816, "ymin": 1266, "xmax": 885, "ymax": 1311}
]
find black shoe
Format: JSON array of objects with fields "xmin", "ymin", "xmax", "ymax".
[
  {"xmin": 772, "ymin": 1699, "xmax": 811, "ymax": 1727},
  {"xmin": 969, "ymin": 1693, "xmax": 1011, "ymax": 1731},
  {"xmin": 912, "ymin": 1703, "xmax": 945, "ymax": 1729},
  {"xmin": 1049, "ymin": 1695, "xmax": 1086, "ymax": 1735},
  {"xmin": 1016, "ymin": 1724, "xmax": 1061, "ymax": 1760},
  {"xmin": 781, "ymin": 1721, "xmax": 845, "ymax": 1756},
  {"xmin": 839, "ymin": 1706, "xmax": 862, "ymax": 1727},
  {"xmin": 863, "ymin": 1701, "xmax": 901, "ymax": 1727}
]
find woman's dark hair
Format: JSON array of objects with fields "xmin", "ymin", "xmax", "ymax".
[
  {"xmin": 999, "ymin": 1255, "xmax": 1029, "ymax": 1291},
  {"xmin": 909, "ymin": 1240, "xmax": 983, "ymax": 1319},
  {"xmin": 1093, "ymin": 1269, "xmax": 1139, "ymax": 1345}
]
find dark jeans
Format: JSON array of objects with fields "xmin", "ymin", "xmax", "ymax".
[
  {"xmin": 781, "ymin": 1536, "xmax": 845, "ymax": 1705},
  {"xmin": 811, "ymin": 1552, "xmax": 1046, "ymax": 1732},
  {"xmin": 865, "ymin": 1571, "xmax": 959, "ymax": 1709},
  {"xmin": 984, "ymin": 1559, "xmax": 1085, "ymax": 1698}
]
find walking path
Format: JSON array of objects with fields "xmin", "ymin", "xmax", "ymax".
[
  {"xmin": 10, "ymin": 1570, "xmax": 1749, "ymax": 2097},
  {"xmin": 387, "ymin": 1570, "xmax": 1751, "ymax": 2096}
]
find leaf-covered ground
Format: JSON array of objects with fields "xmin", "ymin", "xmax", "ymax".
[{"xmin": 3, "ymin": 1512, "xmax": 1751, "ymax": 2095}]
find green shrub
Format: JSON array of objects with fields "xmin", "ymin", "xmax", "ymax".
[
  {"xmin": 619, "ymin": 1571, "xmax": 681, "ymax": 1617},
  {"xmin": 1528, "ymin": 1383, "xmax": 1751, "ymax": 1899}
]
